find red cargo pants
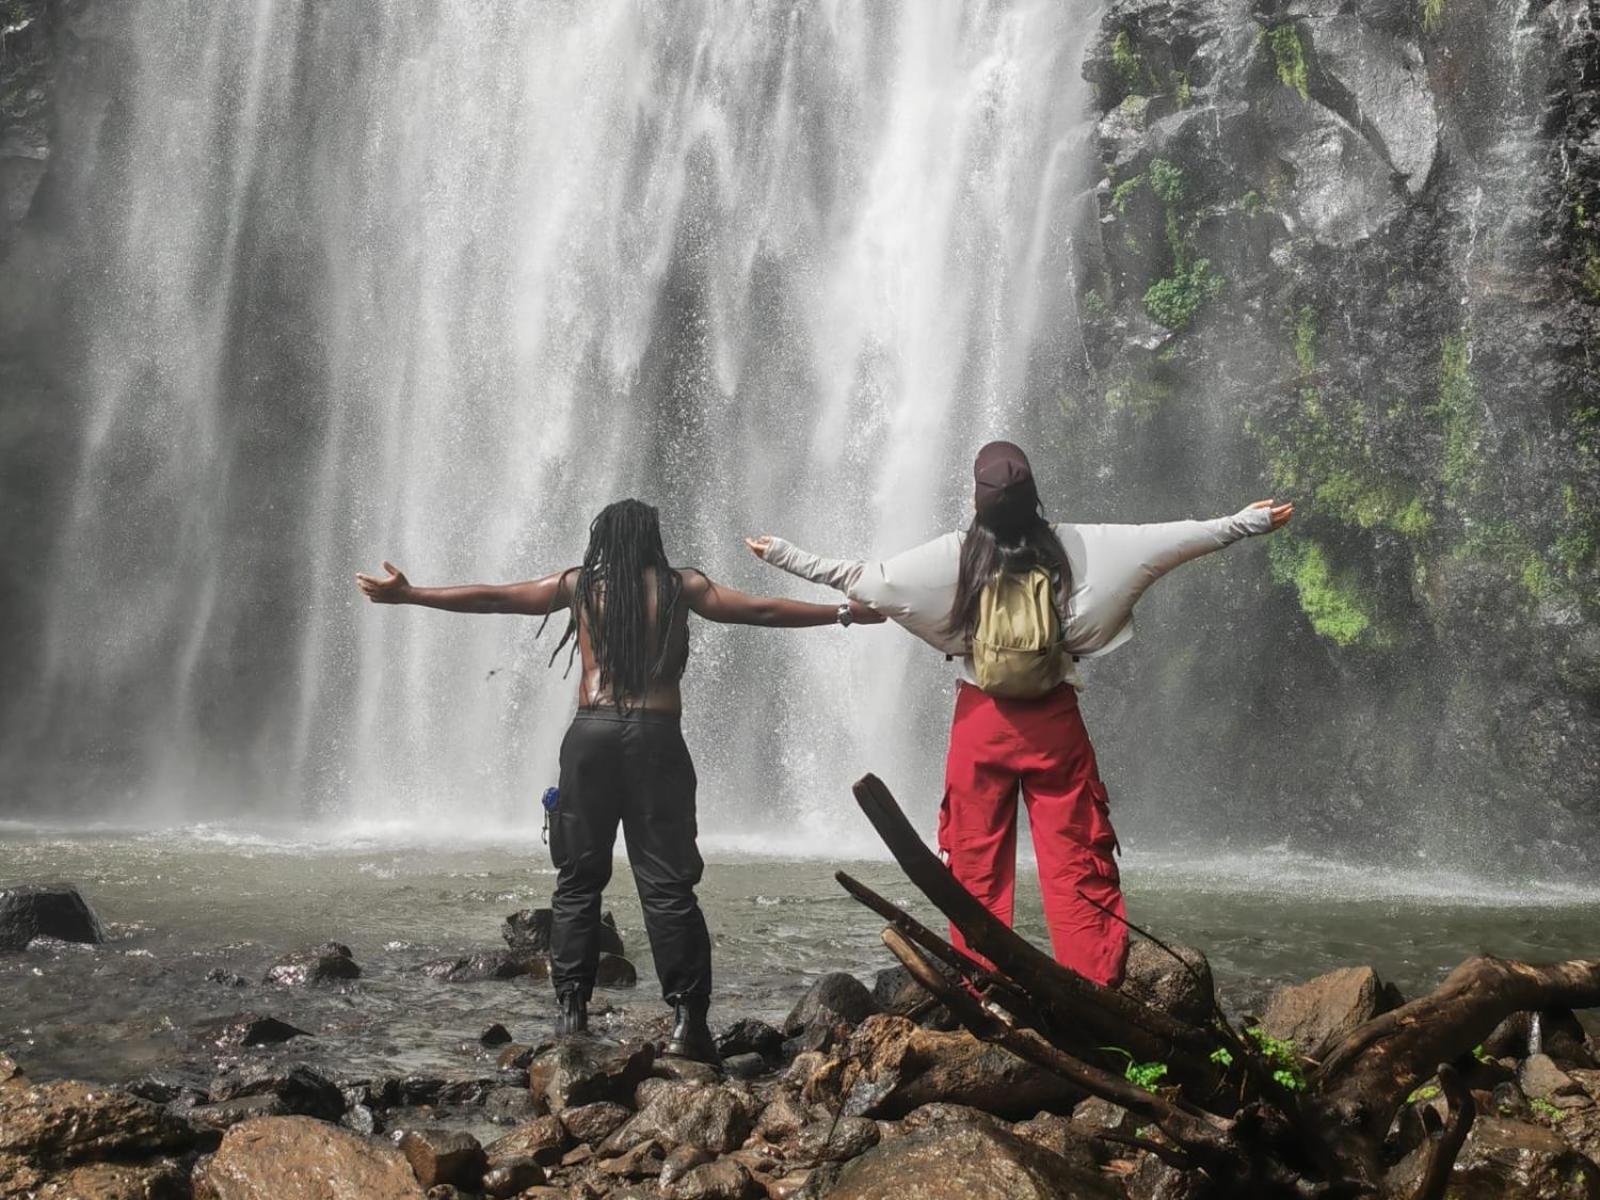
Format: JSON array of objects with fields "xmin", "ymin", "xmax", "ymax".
[{"xmin": 938, "ymin": 681, "xmax": 1128, "ymax": 987}]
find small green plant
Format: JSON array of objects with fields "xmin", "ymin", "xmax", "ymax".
[
  {"xmin": 1420, "ymin": 0, "xmax": 1446, "ymax": 33},
  {"xmin": 1245, "ymin": 1027, "xmax": 1310, "ymax": 1092},
  {"xmin": 1262, "ymin": 25, "xmax": 1310, "ymax": 100},
  {"xmin": 1143, "ymin": 259, "xmax": 1224, "ymax": 330},
  {"xmin": 1472, "ymin": 1044, "xmax": 1491, "ymax": 1064},
  {"xmin": 1100, "ymin": 1046, "xmax": 1171, "ymax": 1092},
  {"xmin": 1408, "ymin": 1083, "xmax": 1441, "ymax": 1104},
  {"xmin": 1531, "ymin": 1098, "xmax": 1569, "ymax": 1123},
  {"xmin": 1174, "ymin": 72, "xmax": 1193, "ymax": 108},
  {"xmin": 1242, "ymin": 190, "xmax": 1262, "ymax": 216},
  {"xmin": 1112, "ymin": 174, "xmax": 1145, "ymax": 213},
  {"xmin": 1106, "ymin": 375, "xmax": 1173, "ymax": 420},
  {"xmin": 1081, "ymin": 289, "xmax": 1110, "ymax": 318},
  {"xmin": 1148, "ymin": 158, "xmax": 1186, "ymax": 206},
  {"xmin": 1113, "ymin": 31, "xmax": 1143, "ymax": 91},
  {"xmin": 1431, "ymin": 332, "xmax": 1482, "ymax": 497},
  {"xmin": 1210, "ymin": 1047, "xmax": 1234, "ymax": 1068}
]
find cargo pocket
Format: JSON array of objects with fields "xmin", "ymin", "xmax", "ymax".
[{"xmin": 1086, "ymin": 779, "xmax": 1120, "ymax": 857}]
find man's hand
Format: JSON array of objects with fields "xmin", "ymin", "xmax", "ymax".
[
  {"xmin": 745, "ymin": 535, "xmax": 772, "ymax": 560},
  {"xmin": 355, "ymin": 561, "xmax": 412, "ymax": 604},
  {"xmin": 1250, "ymin": 499, "xmax": 1295, "ymax": 530},
  {"xmin": 849, "ymin": 600, "xmax": 887, "ymax": 625}
]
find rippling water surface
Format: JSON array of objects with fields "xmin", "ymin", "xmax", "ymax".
[{"xmin": 3, "ymin": 829, "xmax": 1597, "ymax": 1088}]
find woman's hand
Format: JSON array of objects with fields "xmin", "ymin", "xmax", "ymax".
[
  {"xmin": 355, "ymin": 561, "xmax": 412, "ymax": 604},
  {"xmin": 849, "ymin": 600, "xmax": 887, "ymax": 625},
  {"xmin": 1250, "ymin": 500, "xmax": 1295, "ymax": 530},
  {"xmin": 745, "ymin": 535, "xmax": 773, "ymax": 560}
]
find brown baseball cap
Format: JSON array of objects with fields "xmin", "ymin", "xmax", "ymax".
[{"xmin": 973, "ymin": 441, "xmax": 1035, "ymax": 511}]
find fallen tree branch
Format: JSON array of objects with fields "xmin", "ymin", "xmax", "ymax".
[{"xmin": 1407, "ymin": 1063, "xmax": 1474, "ymax": 1200}]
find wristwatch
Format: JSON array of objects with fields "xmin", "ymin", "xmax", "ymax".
[{"xmin": 836, "ymin": 602, "xmax": 853, "ymax": 627}]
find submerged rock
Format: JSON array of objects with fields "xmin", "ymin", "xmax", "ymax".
[
  {"xmin": 1260, "ymin": 966, "xmax": 1401, "ymax": 1055},
  {"xmin": 193, "ymin": 1012, "xmax": 309, "ymax": 1048},
  {"xmin": 0, "ymin": 883, "xmax": 105, "ymax": 951},
  {"xmin": 263, "ymin": 942, "xmax": 360, "ymax": 987},
  {"xmin": 192, "ymin": 1115, "xmax": 425, "ymax": 1199},
  {"xmin": 825, "ymin": 1121, "xmax": 1121, "ymax": 1199},
  {"xmin": 417, "ymin": 949, "xmax": 548, "ymax": 983}
]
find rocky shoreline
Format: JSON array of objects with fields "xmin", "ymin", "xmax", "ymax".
[{"xmin": 3, "ymin": 885, "xmax": 1599, "ymax": 1199}]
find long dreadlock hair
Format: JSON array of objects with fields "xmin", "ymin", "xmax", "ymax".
[{"xmin": 547, "ymin": 499, "xmax": 684, "ymax": 711}]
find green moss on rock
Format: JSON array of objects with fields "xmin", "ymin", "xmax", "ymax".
[
  {"xmin": 1269, "ymin": 536, "xmax": 1377, "ymax": 646},
  {"xmin": 1262, "ymin": 25, "xmax": 1310, "ymax": 100}
]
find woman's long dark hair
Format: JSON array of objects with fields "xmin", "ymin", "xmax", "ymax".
[
  {"xmin": 548, "ymin": 499, "xmax": 683, "ymax": 710},
  {"xmin": 945, "ymin": 487, "xmax": 1072, "ymax": 641}
]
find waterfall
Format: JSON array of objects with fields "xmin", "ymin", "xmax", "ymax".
[{"xmin": 5, "ymin": 0, "xmax": 1103, "ymax": 846}]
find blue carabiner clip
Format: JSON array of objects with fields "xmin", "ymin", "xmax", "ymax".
[{"xmin": 540, "ymin": 786, "xmax": 559, "ymax": 844}]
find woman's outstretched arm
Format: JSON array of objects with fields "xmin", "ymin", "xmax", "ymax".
[
  {"xmin": 355, "ymin": 562, "xmax": 576, "ymax": 615},
  {"xmin": 681, "ymin": 568, "xmax": 883, "ymax": 627}
]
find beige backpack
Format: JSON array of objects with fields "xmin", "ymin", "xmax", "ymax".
[{"xmin": 971, "ymin": 567, "xmax": 1067, "ymax": 698}]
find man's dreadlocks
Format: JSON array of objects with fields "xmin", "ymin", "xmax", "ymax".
[{"xmin": 548, "ymin": 499, "xmax": 684, "ymax": 711}]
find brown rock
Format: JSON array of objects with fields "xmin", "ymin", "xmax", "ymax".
[
  {"xmin": 1260, "ymin": 966, "xmax": 1400, "ymax": 1055},
  {"xmin": 792, "ymin": 1116, "xmax": 879, "ymax": 1162},
  {"xmin": 658, "ymin": 1143, "xmax": 714, "ymax": 1187},
  {"xmin": 0, "ymin": 1153, "xmax": 44, "ymax": 1196},
  {"xmin": 559, "ymin": 1101, "xmax": 631, "ymax": 1146},
  {"xmin": 0, "ymin": 1055, "xmax": 19, "ymax": 1084},
  {"xmin": 191, "ymin": 1116, "xmax": 425, "ymax": 1199},
  {"xmin": 672, "ymin": 1157, "xmax": 758, "ymax": 1200},
  {"xmin": 603, "ymin": 1082, "xmax": 757, "ymax": 1156},
  {"xmin": 802, "ymin": 1016, "xmax": 1083, "ymax": 1120},
  {"xmin": 484, "ymin": 1114, "xmax": 568, "ymax": 1167},
  {"xmin": 395, "ymin": 1127, "xmax": 486, "ymax": 1189},
  {"xmin": 1522, "ymin": 1054, "xmax": 1587, "ymax": 1101},
  {"xmin": 479, "ymin": 1155, "xmax": 546, "ymax": 1197},
  {"xmin": 527, "ymin": 1040, "xmax": 654, "ymax": 1110},
  {"xmin": 1118, "ymin": 942, "xmax": 1215, "ymax": 1026},
  {"xmin": 1011, "ymin": 1111, "xmax": 1107, "ymax": 1170},
  {"xmin": 31, "ymin": 1158, "xmax": 188, "ymax": 1199},
  {"xmin": 900, "ymin": 1102, "xmax": 1006, "ymax": 1133},
  {"xmin": 0, "ymin": 1078, "xmax": 192, "ymax": 1168},
  {"xmin": 826, "ymin": 1121, "xmax": 1122, "ymax": 1199},
  {"xmin": 1390, "ymin": 1116, "xmax": 1600, "ymax": 1199},
  {"xmin": 597, "ymin": 1137, "xmax": 665, "ymax": 1179},
  {"xmin": 782, "ymin": 974, "xmax": 879, "ymax": 1038},
  {"xmin": 753, "ymin": 1090, "xmax": 811, "ymax": 1144}
]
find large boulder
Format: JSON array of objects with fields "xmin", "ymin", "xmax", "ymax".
[
  {"xmin": 1118, "ymin": 942, "xmax": 1215, "ymax": 1025},
  {"xmin": 527, "ymin": 1040, "xmax": 655, "ymax": 1111},
  {"xmin": 0, "ymin": 1075, "xmax": 192, "ymax": 1169},
  {"xmin": 263, "ymin": 943, "xmax": 359, "ymax": 987},
  {"xmin": 1260, "ymin": 966, "xmax": 1401, "ymax": 1055},
  {"xmin": 802, "ymin": 1015, "xmax": 1084, "ymax": 1120},
  {"xmin": 826, "ymin": 1120, "xmax": 1122, "ymax": 1199},
  {"xmin": 0, "ymin": 883, "xmax": 105, "ymax": 950},
  {"xmin": 191, "ymin": 1116, "xmax": 425, "ymax": 1199},
  {"xmin": 783, "ymin": 973, "xmax": 880, "ymax": 1038},
  {"xmin": 602, "ymin": 1082, "xmax": 757, "ymax": 1156}
]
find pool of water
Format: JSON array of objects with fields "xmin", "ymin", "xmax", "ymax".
[{"xmin": 2, "ymin": 828, "xmax": 1597, "ymax": 1088}]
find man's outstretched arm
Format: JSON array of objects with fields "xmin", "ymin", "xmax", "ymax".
[
  {"xmin": 355, "ymin": 562, "xmax": 576, "ymax": 616},
  {"xmin": 681, "ymin": 569, "xmax": 882, "ymax": 627}
]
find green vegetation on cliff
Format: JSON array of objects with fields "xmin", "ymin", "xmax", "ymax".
[
  {"xmin": 1269, "ymin": 536, "xmax": 1377, "ymax": 646},
  {"xmin": 1132, "ymin": 159, "xmax": 1226, "ymax": 331},
  {"xmin": 1262, "ymin": 25, "xmax": 1310, "ymax": 100}
]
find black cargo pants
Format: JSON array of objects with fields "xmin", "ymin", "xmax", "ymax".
[{"xmin": 548, "ymin": 708, "xmax": 711, "ymax": 1002}]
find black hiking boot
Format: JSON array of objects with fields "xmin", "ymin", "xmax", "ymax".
[
  {"xmin": 555, "ymin": 988, "xmax": 588, "ymax": 1036},
  {"xmin": 665, "ymin": 995, "xmax": 720, "ymax": 1065}
]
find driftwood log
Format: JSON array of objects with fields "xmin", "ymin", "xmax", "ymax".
[{"xmin": 838, "ymin": 772, "xmax": 1600, "ymax": 1199}]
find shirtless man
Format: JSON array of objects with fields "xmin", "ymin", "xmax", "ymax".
[{"xmin": 358, "ymin": 498, "xmax": 880, "ymax": 1061}]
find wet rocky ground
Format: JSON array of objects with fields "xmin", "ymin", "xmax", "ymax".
[{"xmin": 4, "ymin": 882, "xmax": 1600, "ymax": 1199}]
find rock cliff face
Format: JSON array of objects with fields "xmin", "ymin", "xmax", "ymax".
[{"xmin": 1061, "ymin": 0, "xmax": 1599, "ymax": 866}]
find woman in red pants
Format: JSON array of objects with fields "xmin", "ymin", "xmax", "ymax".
[{"xmin": 748, "ymin": 443, "xmax": 1292, "ymax": 986}]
